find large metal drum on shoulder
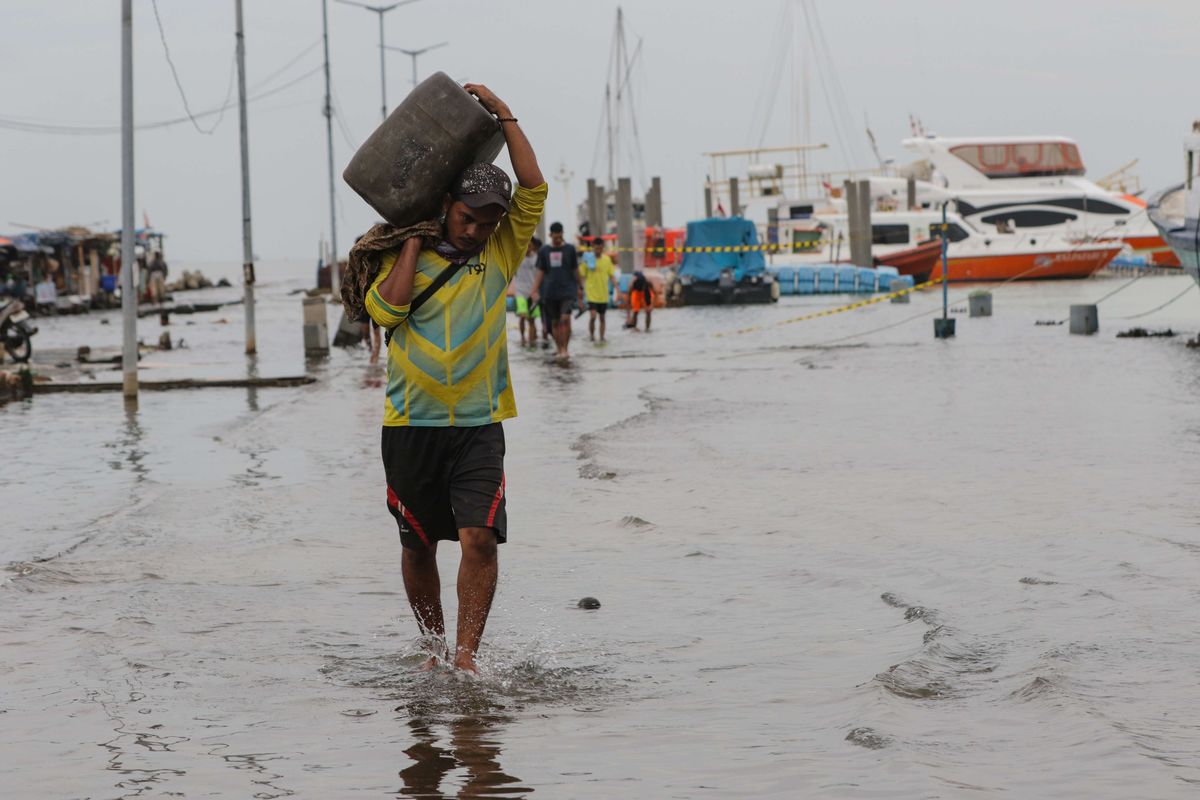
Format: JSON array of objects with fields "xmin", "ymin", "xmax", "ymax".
[{"xmin": 342, "ymin": 72, "xmax": 505, "ymax": 227}]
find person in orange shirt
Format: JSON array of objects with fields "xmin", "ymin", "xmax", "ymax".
[{"xmin": 626, "ymin": 270, "xmax": 655, "ymax": 332}]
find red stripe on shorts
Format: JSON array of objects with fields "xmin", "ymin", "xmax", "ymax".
[
  {"xmin": 402, "ymin": 507, "xmax": 431, "ymax": 547},
  {"xmin": 485, "ymin": 474, "xmax": 506, "ymax": 528},
  {"xmin": 388, "ymin": 484, "xmax": 430, "ymax": 547}
]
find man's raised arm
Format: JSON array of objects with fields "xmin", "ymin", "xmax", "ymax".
[{"xmin": 464, "ymin": 83, "xmax": 544, "ymax": 189}]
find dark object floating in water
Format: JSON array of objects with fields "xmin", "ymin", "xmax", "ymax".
[
  {"xmin": 1035, "ymin": 319, "xmax": 1064, "ymax": 326},
  {"xmin": 1116, "ymin": 327, "xmax": 1175, "ymax": 338},
  {"xmin": 577, "ymin": 597, "xmax": 601, "ymax": 610},
  {"xmin": 845, "ymin": 726, "xmax": 891, "ymax": 750},
  {"xmin": 1019, "ymin": 576, "xmax": 1060, "ymax": 585}
]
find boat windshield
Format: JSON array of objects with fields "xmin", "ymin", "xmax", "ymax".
[{"xmin": 949, "ymin": 142, "xmax": 1085, "ymax": 179}]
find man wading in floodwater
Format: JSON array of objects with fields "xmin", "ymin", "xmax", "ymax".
[{"xmin": 363, "ymin": 84, "xmax": 546, "ymax": 673}]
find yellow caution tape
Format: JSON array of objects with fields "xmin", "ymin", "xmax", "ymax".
[
  {"xmin": 595, "ymin": 241, "xmax": 824, "ymax": 254},
  {"xmin": 715, "ymin": 276, "xmax": 944, "ymax": 337}
]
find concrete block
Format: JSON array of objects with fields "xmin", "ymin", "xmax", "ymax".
[
  {"xmin": 968, "ymin": 292, "xmax": 992, "ymax": 317},
  {"xmin": 1069, "ymin": 304, "xmax": 1098, "ymax": 335},
  {"xmin": 302, "ymin": 296, "xmax": 329, "ymax": 356}
]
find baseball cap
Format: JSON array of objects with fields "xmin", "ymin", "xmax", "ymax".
[{"xmin": 451, "ymin": 163, "xmax": 513, "ymax": 212}]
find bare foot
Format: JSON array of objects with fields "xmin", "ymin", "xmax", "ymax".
[
  {"xmin": 453, "ymin": 653, "xmax": 479, "ymax": 674},
  {"xmin": 418, "ymin": 654, "xmax": 441, "ymax": 672}
]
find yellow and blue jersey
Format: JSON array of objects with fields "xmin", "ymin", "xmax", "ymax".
[{"xmin": 365, "ymin": 182, "xmax": 547, "ymax": 427}]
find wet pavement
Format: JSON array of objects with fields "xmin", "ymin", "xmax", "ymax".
[{"xmin": 4, "ymin": 263, "xmax": 1200, "ymax": 798}]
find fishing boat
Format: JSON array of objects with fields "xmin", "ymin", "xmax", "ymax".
[
  {"xmin": 1146, "ymin": 122, "xmax": 1200, "ymax": 287},
  {"xmin": 675, "ymin": 217, "xmax": 777, "ymax": 305}
]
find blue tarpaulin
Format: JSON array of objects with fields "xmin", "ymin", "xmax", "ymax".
[{"xmin": 677, "ymin": 217, "xmax": 766, "ymax": 282}]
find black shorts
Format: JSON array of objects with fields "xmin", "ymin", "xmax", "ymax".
[
  {"xmin": 543, "ymin": 296, "xmax": 576, "ymax": 320},
  {"xmin": 381, "ymin": 423, "xmax": 506, "ymax": 549},
  {"xmin": 588, "ymin": 302, "xmax": 608, "ymax": 315}
]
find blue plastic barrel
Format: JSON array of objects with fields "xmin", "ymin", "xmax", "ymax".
[
  {"xmin": 816, "ymin": 265, "xmax": 837, "ymax": 293},
  {"xmin": 836, "ymin": 265, "xmax": 858, "ymax": 292},
  {"xmin": 856, "ymin": 267, "xmax": 877, "ymax": 293},
  {"xmin": 795, "ymin": 265, "xmax": 816, "ymax": 294}
]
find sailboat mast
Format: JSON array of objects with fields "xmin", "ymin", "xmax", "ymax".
[
  {"xmin": 605, "ymin": 84, "xmax": 614, "ymax": 190},
  {"xmin": 614, "ymin": 7, "xmax": 624, "ymax": 191}
]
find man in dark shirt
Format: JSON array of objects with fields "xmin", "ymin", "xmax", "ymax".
[{"xmin": 531, "ymin": 221, "xmax": 583, "ymax": 362}]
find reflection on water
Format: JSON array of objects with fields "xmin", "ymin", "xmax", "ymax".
[
  {"xmin": 396, "ymin": 713, "xmax": 530, "ymax": 799},
  {"xmin": 321, "ymin": 641, "xmax": 617, "ymax": 798},
  {"xmin": 106, "ymin": 404, "xmax": 149, "ymax": 482},
  {"xmin": 245, "ymin": 353, "xmax": 260, "ymax": 412}
]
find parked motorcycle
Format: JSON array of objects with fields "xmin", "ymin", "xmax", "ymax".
[{"xmin": 0, "ymin": 298, "xmax": 37, "ymax": 363}]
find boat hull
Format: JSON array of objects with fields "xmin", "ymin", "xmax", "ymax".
[
  {"xmin": 874, "ymin": 240, "xmax": 942, "ymax": 282},
  {"xmin": 897, "ymin": 245, "xmax": 1121, "ymax": 283},
  {"xmin": 680, "ymin": 280, "xmax": 776, "ymax": 305},
  {"xmin": 1122, "ymin": 234, "xmax": 1181, "ymax": 267},
  {"xmin": 1158, "ymin": 226, "xmax": 1200, "ymax": 287}
]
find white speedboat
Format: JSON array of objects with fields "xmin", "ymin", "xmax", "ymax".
[
  {"xmin": 885, "ymin": 135, "xmax": 1176, "ymax": 266},
  {"xmin": 776, "ymin": 208, "xmax": 1120, "ymax": 282}
]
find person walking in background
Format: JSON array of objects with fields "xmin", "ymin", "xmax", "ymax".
[
  {"xmin": 361, "ymin": 82, "xmax": 546, "ymax": 674},
  {"xmin": 511, "ymin": 236, "xmax": 541, "ymax": 346},
  {"xmin": 530, "ymin": 221, "xmax": 583, "ymax": 362},
  {"xmin": 146, "ymin": 251, "xmax": 168, "ymax": 304},
  {"xmin": 627, "ymin": 270, "xmax": 655, "ymax": 332},
  {"xmin": 580, "ymin": 237, "xmax": 619, "ymax": 342}
]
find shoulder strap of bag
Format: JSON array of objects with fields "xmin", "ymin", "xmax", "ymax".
[
  {"xmin": 409, "ymin": 258, "xmax": 468, "ymax": 315},
  {"xmin": 382, "ymin": 254, "xmax": 476, "ymax": 346}
]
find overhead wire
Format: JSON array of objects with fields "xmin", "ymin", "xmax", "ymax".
[
  {"xmin": 0, "ymin": 61, "xmax": 323, "ymax": 136},
  {"xmin": 0, "ymin": 37, "xmax": 324, "ymax": 136},
  {"xmin": 149, "ymin": 0, "xmax": 233, "ymax": 135}
]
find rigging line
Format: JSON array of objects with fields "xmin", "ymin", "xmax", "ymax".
[
  {"xmin": 619, "ymin": 38, "xmax": 648, "ymax": 191},
  {"xmin": 1089, "ymin": 271, "xmax": 1146, "ymax": 306},
  {"xmin": 801, "ymin": 1, "xmax": 852, "ymax": 167},
  {"xmin": 0, "ymin": 65, "xmax": 323, "ymax": 136},
  {"xmin": 150, "ymin": 0, "xmax": 228, "ymax": 135},
  {"xmin": 1113, "ymin": 281, "xmax": 1197, "ymax": 320},
  {"xmin": 807, "ymin": 0, "xmax": 863, "ymax": 164},
  {"xmin": 747, "ymin": 1, "xmax": 790, "ymax": 146}
]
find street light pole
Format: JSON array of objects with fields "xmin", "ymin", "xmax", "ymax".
[
  {"xmin": 335, "ymin": 0, "xmax": 422, "ymax": 122},
  {"xmin": 235, "ymin": 0, "xmax": 256, "ymax": 355},
  {"xmin": 321, "ymin": 0, "xmax": 340, "ymax": 299},
  {"xmin": 120, "ymin": 0, "xmax": 138, "ymax": 402},
  {"xmin": 383, "ymin": 41, "xmax": 449, "ymax": 89}
]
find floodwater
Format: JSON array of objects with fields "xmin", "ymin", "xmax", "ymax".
[{"xmin": 5, "ymin": 262, "xmax": 1200, "ymax": 798}]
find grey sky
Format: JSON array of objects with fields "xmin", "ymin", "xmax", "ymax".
[{"xmin": 2, "ymin": 0, "xmax": 1197, "ymax": 264}]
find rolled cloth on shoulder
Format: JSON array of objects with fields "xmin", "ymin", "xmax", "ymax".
[{"xmin": 341, "ymin": 219, "xmax": 442, "ymax": 320}]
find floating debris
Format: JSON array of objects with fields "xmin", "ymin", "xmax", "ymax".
[{"xmin": 1116, "ymin": 327, "xmax": 1175, "ymax": 338}]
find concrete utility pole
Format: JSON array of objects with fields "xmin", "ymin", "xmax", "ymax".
[
  {"xmin": 336, "ymin": 0, "xmax": 421, "ymax": 122},
  {"xmin": 235, "ymin": 0, "xmax": 256, "ymax": 354},
  {"xmin": 120, "ymin": 0, "xmax": 138, "ymax": 402},
  {"xmin": 321, "ymin": 0, "xmax": 340, "ymax": 298},
  {"xmin": 384, "ymin": 41, "xmax": 448, "ymax": 89},
  {"xmin": 616, "ymin": 177, "xmax": 634, "ymax": 274},
  {"xmin": 553, "ymin": 162, "xmax": 573, "ymax": 236},
  {"xmin": 647, "ymin": 175, "xmax": 663, "ymax": 228}
]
